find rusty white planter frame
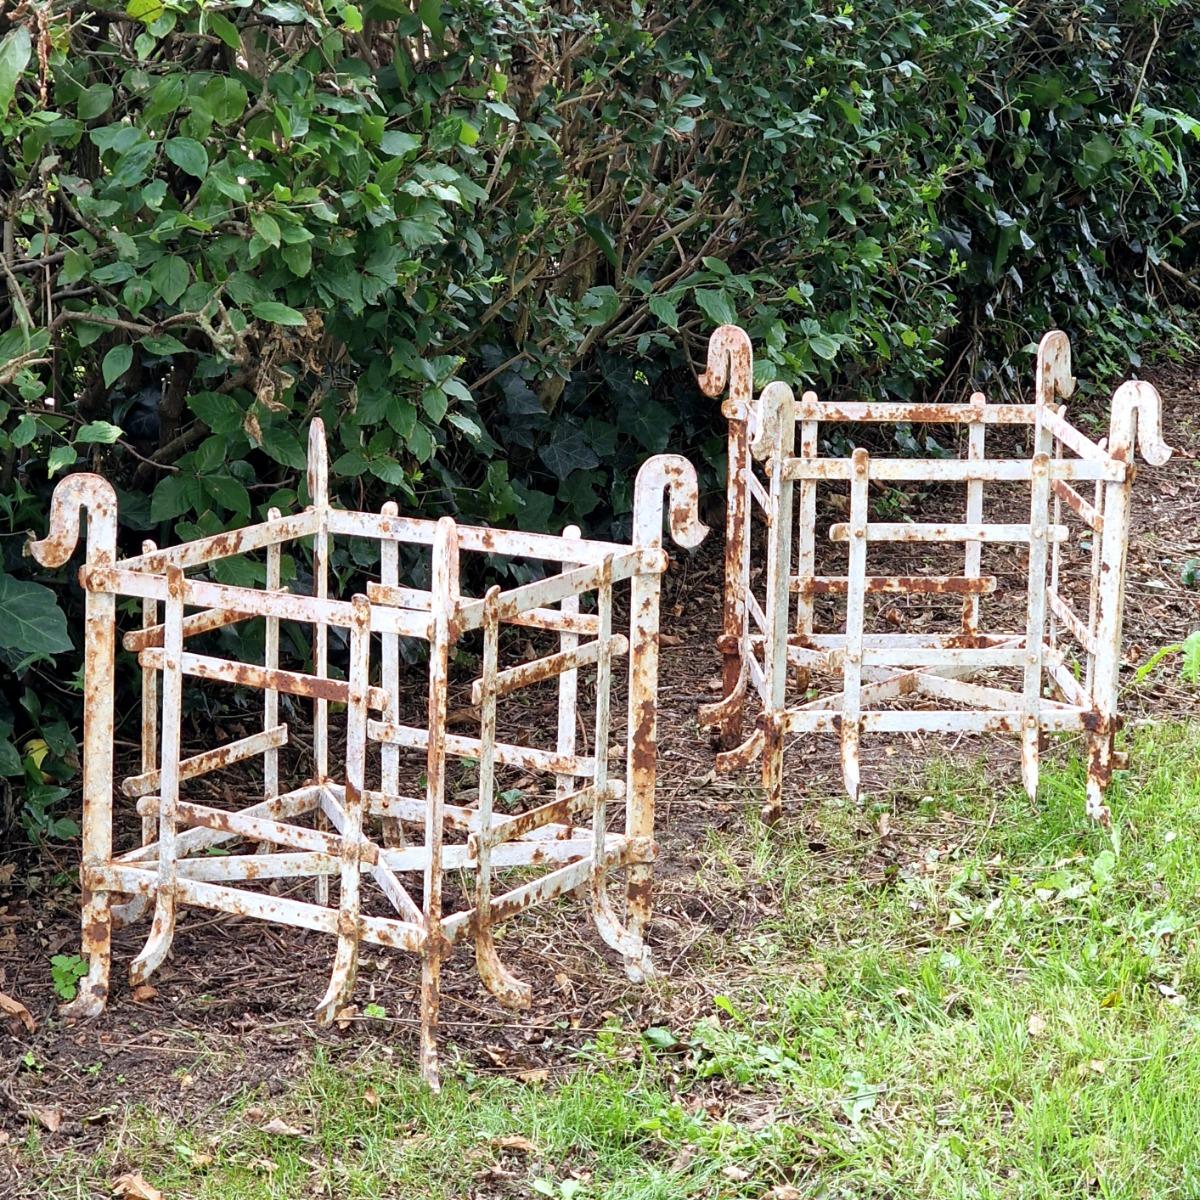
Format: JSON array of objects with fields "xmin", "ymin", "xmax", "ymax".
[
  {"xmin": 28, "ymin": 421, "xmax": 705, "ymax": 1086},
  {"xmin": 698, "ymin": 325, "xmax": 1172, "ymax": 825}
]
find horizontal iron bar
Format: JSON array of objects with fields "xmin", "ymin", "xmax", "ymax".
[
  {"xmin": 120, "ymin": 785, "xmax": 322, "ymax": 863},
  {"xmin": 136, "ymin": 796, "xmax": 377, "ymax": 863},
  {"xmin": 113, "ymin": 511, "xmax": 318, "ymax": 572},
  {"xmin": 368, "ymin": 720, "xmax": 597, "ymax": 777},
  {"xmin": 829, "ymin": 521, "xmax": 1068, "ymax": 544},
  {"xmin": 366, "ymin": 582, "xmax": 602, "ymax": 636},
  {"xmin": 469, "ymin": 782, "xmax": 622, "ymax": 853},
  {"xmin": 87, "ymin": 863, "xmax": 425, "ymax": 953},
  {"xmin": 85, "ymin": 567, "xmax": 429, "ymax": 638},
  {"xmin": 440, "ymin": 839, "xmax": 653, "ymax": 946},
  {"xmin": 138, "ymin": 648, "xmax": 389, "ymax": 711},
  {"xmin": 122, "ymin": 725, "xmax": 288, "ymax": 798},
  {"xmin": 795, "ymin": 574, "xmax": 997, "ymax": 596},
  {"xmin": 326, "ymin": 508, "xmax": 634, "ymax": 565},
  {"xmin": 455, "ymin": 550, "xmax": 661, "ymax": 634},
  {"xmin": 793, "ymin": 400, "xmax": 1037, "ymax": 425},
  {"xmin": 782, "ymin": 708, "xmax": 1088, "ymax": 734},
  {"xmin": 783, "ymin": 457, "xmax": 1122, "ymax": 483},
  {"xmin": 173, "ymin": 851, "xmax": 337, "ymax": 881},
  {"xmin": 381, "ymin": 835, "xmax": 628, "ymax": 874},
  {"xmin": 124, "ymin": 604, "xmax": 254, "ymax": 651},
  {"xmin": 469, "ymin": 635, "xmax": 628, "ymax": 704}
]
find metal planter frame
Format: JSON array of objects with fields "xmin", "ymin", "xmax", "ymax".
[
  {"xmin": 28, "ymin": 421, "xmax": 706, "ymax": 1087},
  {"xmin": 698, "ymin": 324, "xmax": 1172, "ymax": 824}
]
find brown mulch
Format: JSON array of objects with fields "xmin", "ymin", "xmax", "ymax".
[{"xmin": 0, "ymin": 361, "xmax": 1196, "ymax": 1188}]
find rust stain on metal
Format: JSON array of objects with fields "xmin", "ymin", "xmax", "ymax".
[
  {"xmin": 39, "ymin": 419, "xmax": 705, "ymax": 1088},
  {"xmin": 701, "ymin": 324, "xmax": 1169, "ymax": 824}
]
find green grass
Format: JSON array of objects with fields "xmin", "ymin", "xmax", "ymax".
[{"xmin": 30, "ymin": 723, "xmax": 1200, "ymax": 1199}]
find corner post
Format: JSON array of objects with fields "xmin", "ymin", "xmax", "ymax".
[
  {"xmin": 698, "ymin": 325, "xmax": 754, "ymax": 747},
  {"xmin": 27, "ymin": 474, "xmax": 118, "ymax": 1017},
  {"xmin": 628, "ymin": 455, "xmax": 707, "ymax": 980},
  {"xmin": 1087, "ymin": 380, "xmax": 1172, "ymax": 821}
]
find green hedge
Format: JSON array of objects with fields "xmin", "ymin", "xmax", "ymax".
[{"xmin": 1, "ymin": 0, "xmax": 1197, "ymax": 836}]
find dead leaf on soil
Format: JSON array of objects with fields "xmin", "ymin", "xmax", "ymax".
[
  {"xmin": 721, "ymin": 1164, "xmax": 751, "ymax": 1182},
  {"xmin": 0, "ymin": 990, "xmax": 35, "ymax": 1033},
  {"xmin": 261, "ymin": 1117, "xmax": 307, "ymax": 1137},
  {"xmin": 29, "ymin": 1104, "xmax": 61, "ymax": 1133},
  {"xmin": 112, "ymin": 1171, "xmax": 163, "ymax": 1200},
  {"xmin": 493, "ymin": 1135, "xmax": 538, "ymax": 1155}
]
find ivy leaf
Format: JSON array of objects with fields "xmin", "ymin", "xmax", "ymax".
[
  {"xmin": 165, "ymin": 137, "xmax": 209, "ymax": 179},
  {"xmin": 0, "ymin": 26, "xmax": 31, "ymax": 118},
  {"xmin": 251, "ymin": 301, "xmax": 306, "ymax": 327},
  {"xmin": 538, "ymin": 426, "xmax": 600, "ymax": 480},
  {"xmin": 0, "ymin": 572, "xmax": 73, "ymax": 659},
  {"xmin": 148, "ymin": 255, "xmax": 189, "ymax": 304},
  {"xmin": 102, "ymin": 344, "xmax": 133, "ymax": 388}
]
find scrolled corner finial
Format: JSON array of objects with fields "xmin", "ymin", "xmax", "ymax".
[
  {"xmin": 697, "ymin": 325, "xmax": 754, "ymax": 418},
  {"xmin": 632, "ymin": 455, "xmax": 709, "ymax": 551},
  {"xmin": 26, "ymin": 473, "xmax": 118, "ymax": 569},
  {"xmin": 1036, "ymin": 330, "xmax": 1076, "ymax": 405},
  {"xmin": 749, "ymin": 380, "xmax": 796, "ymax": 463},
  {"xmin": 1110, "ymin": 380, "xmax": 1173, "ymax": 467}
]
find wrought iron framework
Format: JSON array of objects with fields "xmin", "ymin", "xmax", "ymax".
[
  {"xmin": 698, "ymin": 324, "xmax": 1172, "ymax": 825},
  {"xmin": 28, "ymin": 421, "xmax": 705, "ymax": 1086}
]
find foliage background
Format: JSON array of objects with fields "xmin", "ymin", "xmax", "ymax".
[{"xmin": 1, "ymin": 0, "xmax": 1197, "ymax": 840}]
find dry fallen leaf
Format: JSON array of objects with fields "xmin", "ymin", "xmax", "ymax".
[
  {"xmin": 261, "ymin": 1118, "xmax": 306, "ymax": 1137},
  {"xmin": 721, "ymin": 1164, "xmax": 751, "ymax": 1182},
  {"xmin": 112, "ymin": 1171, "xmax": 163, "ymax": 1200},
  {"xmin": 493, "ymin": 1135, "xmax": 538, "ymax": 1155},
  {"xmin": 0, "ymin": 990, "xmax": 35, "ymax": 1034},
  {"xmin": 30, "ymin": 1104, "xmax": 62, "ymax": 1133}
]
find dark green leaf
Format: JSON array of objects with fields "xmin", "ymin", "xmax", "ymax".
[
  {"xmin": 0, "ymin": 572, "xmax": 73, "ymax": 659},
  {"xmin": 102, "ymin": 344, "xmax": 133, "ymax": 388},
  {"xmin": 165, "ymin": 137, "xmax": 209, "ymax": 179},
  {"xmin": 251, "ymin": 301, "xmax": 306, "ymax": 326}
]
